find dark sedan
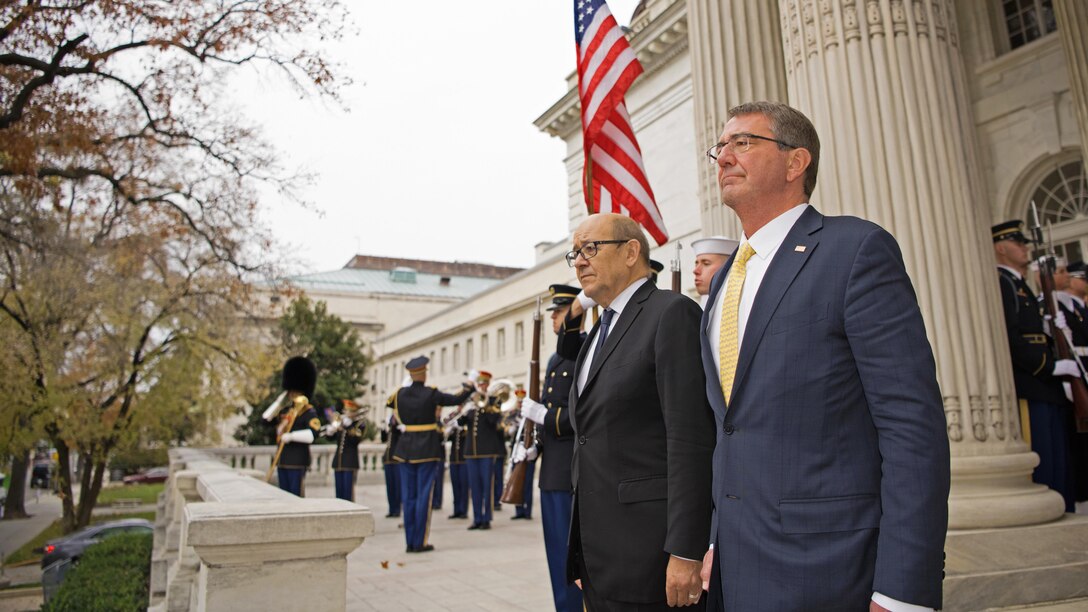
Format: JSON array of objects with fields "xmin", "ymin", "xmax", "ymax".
[
  {"xmin": 122, "ymin": 466, "xmax": 169, "ymax": 485},
  {"xmin": 39, "ymin": 518, "xmax": 153, "ymax": 569}
]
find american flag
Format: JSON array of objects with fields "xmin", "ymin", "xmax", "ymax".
[{"xmin": 574, "ymin": 0, "xmax": 668, "ymax": 245}]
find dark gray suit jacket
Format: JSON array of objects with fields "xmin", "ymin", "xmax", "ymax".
[
  {"xmin": 700, "ymin": 207, "xmax": 949, "ymax": 610},
  {"xmin": 567, "ymin": 280, "xmax": 716, "ymax": 603}
]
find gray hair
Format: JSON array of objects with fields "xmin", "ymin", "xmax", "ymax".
[{"xmin": 728, "ymin": 101, "xmax": 820, "ymax": 197}]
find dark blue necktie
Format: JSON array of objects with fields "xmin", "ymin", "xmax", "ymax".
[{"xmin": 590, "ymin": 308, "xmax": 615, "ymax": 370}]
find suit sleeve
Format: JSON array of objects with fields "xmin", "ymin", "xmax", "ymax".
[
  {"xmin": 655, "ymin": 297, "xmax": 716, "ymax": 560},
  {"xmin": 844, "ymin": 228, "xmax": 950, "ymax": 608},
  {"xmin": 999, "ymin": 274, "xmax": 1052, "ymax": 376}
]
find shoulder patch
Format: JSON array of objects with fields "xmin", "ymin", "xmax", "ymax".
[{"xmin": 309, "ymin": 418, "xmax": 321, "ymax": 431}]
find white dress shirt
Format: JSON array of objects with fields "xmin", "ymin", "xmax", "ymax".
[
  {"xmin": 707, "ymin": 203, "xmax": 933, "ymax": 612},
  {"xmin": 577, "ymin": 277, "xmax": 648, "ymax": 394}
]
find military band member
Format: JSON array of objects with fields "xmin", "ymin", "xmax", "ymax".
[
  {"xmin": 324, "ymin": 399, "xmax": 367, "ymax": 502},
  {"xmin": 263, "ymin": 356, "xmax": 321, "ymax": 497},
  {"xmin": 380, "ymin": 413, "xmax": 402, "ymax": 518},
  {"xmin": 445, "ymin": 411, "xmax": 470, "ymax": 518},
  {"xmin": 520, "ymin": 283, "xmax": 584, "ymax": 612},
  {"xmin": 462, "ymin": 370, "xmax": 505, "ymax": 530},
  {"xmin": 388, "ymin": 356, "xmax": 474, "ymax": 553},
  {"xmin": 994, "ymin": 220, "xmax": 1078, "ymax": 511},
  {"xmin": 510, "ymin": 387, "xmax": 538, "ymax": 520},
  {"xmin": 690, "ymin": 236, "xmax": 738, "ymax": 307}
]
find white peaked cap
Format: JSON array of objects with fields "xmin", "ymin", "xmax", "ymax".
[{"xmin": 691, "ymin": 236, "xmax": 739, "ymax": 257}]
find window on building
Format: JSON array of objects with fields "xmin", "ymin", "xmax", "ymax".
[
  {"xmin": 466, "ymin": 339, "xmax": 474, "ymax": 368},
  {"xmin": 441, "ymin": 347, "xmax": 448, "ymax": 374},
  {"xmin": 384, "ymin": 365, "xmax": 390, "ymax": 388},
  {"xmin": 1025, "ymin": 155, "xmax": 1087, "ymax": 265},
  {"xmin": 429, "ymin": 351, "xmax": 435, "ymax": 369},
  {"xmin": 481, "ymin": 334, "xmax": 489, "ymax": 362},
  {"xmin": 515, "ymin": 322, "xmax": 525, "ymax": 353},
  {"xmin": 497, "ymin": 328, "xmax": 506, "ymax": 358},
  {"xmin": 1001, "ymin": 0, "xmax": 1057, "ymax": 51},
  {"xmin": 453, "ymin": 343, "xmax": 460, "ymax": 371}
]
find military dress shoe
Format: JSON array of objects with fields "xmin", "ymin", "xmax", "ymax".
[
  {"xmin": 493, "ymin": 503, "xmax": 503, "ymax": 511},
  {"xmin": 385, "ymin": 512, "xmax": 400, "ymax": 518},
  {"xmin": 478, "ymin": 522, "xmax": 491, "ymax": 530},
  {"xmin": 448, "ymin": 513, "xmax": 467, "ymax": 519},
  {"xmin": 511, "ymin": 515, "xmax": 530, "ymax": 520},
  {"xmin": 407, "ymin": 544, "xmax": 435, "ymax": 553},
  {"xmin": 467, "ymin": 523, "xmax": 481, "ymax": 530}
]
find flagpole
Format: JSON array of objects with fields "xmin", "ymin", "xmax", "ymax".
[{"xmin": 585, "ymin": 149, "xmax": 594, "ymax": 215}]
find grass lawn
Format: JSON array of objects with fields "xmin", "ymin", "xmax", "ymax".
[
  {"xmin": 96, "ymin": 482, "xmax": 164, "ymax": 506},
  {"xmin": 4, "ymin": 511, "xmax": 156, "ymax": 566}
]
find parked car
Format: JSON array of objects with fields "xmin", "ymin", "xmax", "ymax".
[
  {"xmin": 39, "ymin": 518, "xmax": 153, "ymax": 569},
  {"xmin": 121, "ymin": 466, "xmax": 169, "ymax": 485}
]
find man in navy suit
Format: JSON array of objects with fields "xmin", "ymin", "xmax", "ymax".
[{"xmin": 699, "ymin": 101, "xmax": 949, "ymax": 611}]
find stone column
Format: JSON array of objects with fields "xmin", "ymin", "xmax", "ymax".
[
  {"xmin": 1053, "ymin": 0, "xmax": 1088, "ymax": 162},
  {"xmin": 777, "ymin": 0, "xmax": 1063, "ymax": 528},
  {"xmin": 686, "ymin": 0, "xmax": 788, "ymax": 239}
]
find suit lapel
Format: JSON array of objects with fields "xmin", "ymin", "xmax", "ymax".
[
  {"xmin": 581, "ymin": 281, "xmax": 653, "ymax": 394},
  {"xmin": 702, "ymin": 253, "xmax": 736, "ymax": 417},
  {"xmin": 729, "ymin": 207, "xmax": 823, "ymax": 407}
]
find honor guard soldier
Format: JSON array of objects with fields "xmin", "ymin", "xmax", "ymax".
[
  {"xmin": 263, "ymin": 356, "xmax": 321, "ymax": 497},
  {"xmin": 690, "ymin": 236, "xmax": 738, "ymax": 307},
  {"xmin": 324, "ymin": 399, "xmax": 367, "ymax": 502},
  {"xmin": 993, "ymin": 220, "xmax": 1078, "ymax": 511},
  {"xmin": 520, "ymin": 283, "xmax": 584, "ymax": 612},
  {"xmin": 510, "ymin": 387, "xmax": 538, "ymax": 520},
  {"xmin": 380, "ymin": 414, "xmax": 402, "ymax": 518},
  {"xmin": 444, "ymin": 405, "xmax": 470, "ymax": 518},
  {"xmin": 461, "ymin": 371, "xmax": 505, "ymax": 530},
  {"xmin": 387, "ymin": 356, "xmax": 474, "ymax": 553}
]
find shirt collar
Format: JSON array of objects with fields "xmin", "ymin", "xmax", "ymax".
[
  {"xmin": 997, "ymin": 264, "xmax": 1023, "ymax": 280},
  {"xmin": 606, "ymin": 277, "xmax": 649, "ymax": 317},
  {"xmin": 742, "ymin": 203, "xmax": 810, "ymax": 261}
]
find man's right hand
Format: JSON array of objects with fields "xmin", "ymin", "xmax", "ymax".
[
  {"xmin": 1054, "ymin": 359, "xmax": 1080, "ymax": 378},
  {"xmin": 700, "ymin": 548, "xmax": 713, "ymax": 591}
]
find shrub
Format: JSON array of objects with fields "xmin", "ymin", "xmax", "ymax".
[
  {"xmin": 108, "ymin": 447, "xmax": 169, "ymax": 475},
  {"xmin": 42, "ymin": 531, "xmax": 152, "ymax": 612}
]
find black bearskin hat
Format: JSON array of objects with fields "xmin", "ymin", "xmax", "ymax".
[{"xmin": 281, "ymin": 356, "xmax": 317, "ymax": 398}]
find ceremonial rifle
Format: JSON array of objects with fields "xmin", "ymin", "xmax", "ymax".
[
  {"xmin": 671, "ymin": 241, "xmax": 682, "ymax": 292},
  {"xmin": 1031, "ymin": 203, "xmax": 1088, "ymax": 433},
  {"xmin": 501, "ymin": 297, "xmax": 542, "ymax": 505}
]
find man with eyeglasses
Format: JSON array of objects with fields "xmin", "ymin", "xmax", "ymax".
[
  {"xmin": 562, "ymin": 213, "xmax": 714, "ymax": 610},
  {"xmin": 994, "ymin": 220, "xmax": 1079, "ymax": 513},
  {"xmin": 699, "ymin": 101, "xmax": 949, "ymax": 612}
]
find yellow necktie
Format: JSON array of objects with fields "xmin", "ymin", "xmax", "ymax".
[{"xmin": 718, "ymin": 243, "xmax": 756, "ymax": 404}]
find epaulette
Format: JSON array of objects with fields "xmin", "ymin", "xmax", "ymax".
[{"xmin": 385, "ymin": 390, "xmax": 399, "ymax": 406}]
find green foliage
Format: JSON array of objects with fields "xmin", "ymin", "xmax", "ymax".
[
  {"xmin": 42, "ymin": 532, "xmax": 152, "ymax": 612},
  {"xmin": 5, "ymin": 511, "xmax": 155, "ymax": 567},
  {"xmin": 108, "ymin": 448, "xmax": 169, "ymax": 475},
  {"xmin": 235, "ymin": 296, "xmax": 372, "ymax": 445}
]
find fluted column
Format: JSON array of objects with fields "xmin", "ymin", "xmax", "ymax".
[
  {"xmin": 1054, "ymin": 0, "xmax": 1088, "ymax": 161},
  {"xmin": 686, "ymin": 0, "xmax": 787, "ymax": 239},
  {"xmin": 778, "ymin": 0, "xmax": 1063, "ymax": 528}
]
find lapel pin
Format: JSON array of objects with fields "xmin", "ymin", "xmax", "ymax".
[{"xmin": 794, "ymin": 245, "xmax": 806, "ymax": 252}]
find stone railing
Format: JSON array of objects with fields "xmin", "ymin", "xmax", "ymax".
[
  {"xmin": 208, "ymin": 442, "xmax": 387, "ymax": 486},
  {"xmin": 149, "ymin": 448, "xmax": 374, "ymax": 612}
]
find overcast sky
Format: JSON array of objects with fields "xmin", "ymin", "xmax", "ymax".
[{"xmin": 233, "ymin": 0, "xmax": 642, "ymax": 274}]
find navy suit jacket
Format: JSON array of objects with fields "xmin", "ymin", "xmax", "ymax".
[{"xmin": 700, "ymin": 206, "xmax": 949, "ymax": 610}]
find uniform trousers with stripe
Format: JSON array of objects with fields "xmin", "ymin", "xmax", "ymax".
[
  {"xmin": 540, "ymin": 490, "xmax": 582, "ymax": 612},
  {"xmin": 492, "ymin": 455, "xmax": 505, "ymax": 507},
  {"xmin": 466, "ymin": 457, "xmax": 495, "ymax": 525},
  {"xmin": 513, "ymin": 460, "xmax": 536, "ymax": 518},
  {"xmin": 277, "ymin": 467, "xmax": 304, "ymax": 497},
  {"xmin": 432, "ymin": 460, "xmax": 445, "ymax": 509},
  {"xmin": 1028, "ymin": 400, "xmax": 1075, "ymax": 512},
  {"xmin": 399, "ymin": 461, "xmax": 438, "ymax": 549},
  {"xmin": 333, "ymin": 469, "xmax": 356, "ymax": 502},
  {"xmin": 383, "ymin": 463, "xmax": 401, "ymax": 515},
  {"xmin": 449, "ymin": 462, "xmax": 469, "ymax": 516}
]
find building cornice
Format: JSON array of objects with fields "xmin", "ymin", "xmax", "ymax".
[{"xmin": 534, "ymin": 2, "xmax": 689, "ymax": 141}]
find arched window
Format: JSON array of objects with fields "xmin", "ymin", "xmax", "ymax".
[{"xmin": 1023, "ymin": 155, "xmax": 1087, "ymax": 263}]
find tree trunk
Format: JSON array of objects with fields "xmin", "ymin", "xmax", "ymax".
[
  {"xmin": 74, "ymin": 455, "xmax": 106, "ymax": 530},
  {"xmin": 1, "ymin": 450, "xmax": 30, "ymax": 520},
  {"xmin": 53, "ymin": 438, "xmax": 78, "ymax": 533}
]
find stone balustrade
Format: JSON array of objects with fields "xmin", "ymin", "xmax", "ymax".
[
  {"xmin": 207, "ymin": 442, "xmax": 387, "ymax": 486},
  {"xmin": 150, "ymin": 448, "xmax": 375, "ymax": 612}
]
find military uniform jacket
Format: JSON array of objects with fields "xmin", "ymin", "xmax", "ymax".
[
  {"xmin": 538, "ymin": 351, "xmax": 577, "ymax": 491},
  {"xmin": 279, "ymin": 406, "xmax": 321, "ymax": 469},
  {"xmin": 999, "ymin": 267, "xmax": 1066, "ymax": 404},
  {"xmin": 327, "ymin": 422, "xmax": 365, "ymax": 470},
  {"xmin": 461, "ymin": 396, "xmax": 505, "ymax": 458},
  {"xmin": 390, "ymin": 382, "xmax": 473, "ymax": 463},
  {"xmin": 447, "ymin": 427, "xmax": 467, "ymax": 464},
  {"xmin": 380, "ymin": 424, "xmax": 400, "ymax": 465}
]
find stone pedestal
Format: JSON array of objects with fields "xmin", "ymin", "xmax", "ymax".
[{"xmin": 685, "ymin": 0, "xmax": 787, "ymax": 239}]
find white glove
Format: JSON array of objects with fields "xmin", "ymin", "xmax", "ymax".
[
  {"xmin": 397, "ymin": 423, "xmax": 406, "ymax": 433},
  {"xmin": 1064, "ymin": 382, "xmax": 1074, "ymax": 402},
  {"xmin": 444, "ymin": 422, "xmax": 460, "ymax": 436},
  {"xmin": 511, "ymin": 444, "xmax": 527, "ymax": 463},
  {"xmin": 525, "ymin": 446, "xmax": 538, "ymax": 461},
  {"xmin": 1055, "ymin": 310, "xmax": 1069, "ymax": 331},
  {"xmin": 576, "ymin": 290, "xmax": 597, "ymax": 310},
  {"xmin": 281, "ymin": 429, "xmax": 315, "ymax": 444},
  {"xmin": 340, "ymin": 415, "xmax": 353, "ymax": 427},
  {"xmin": 261, "ymin": 392, "xmax": 287, "ymax": 421},
  {"xmin": 1053, "ymin": 359, "xmax": 1080, "ymax": 378},
  {"xmin": 521, "ymin": 398, "xmax": 547, "ymax": 425}
]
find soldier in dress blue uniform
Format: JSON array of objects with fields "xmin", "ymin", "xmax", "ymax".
[
  {"xmin": 263, "ymin": 356, "xmax": 322, "ymax": 497},
  {"xmin": 324, "ymin": 399, "xmax": 367, "ymax": 502},
  {"xmin": 520, "ymin": 284, "xmax": 584, "ymax": 612},
  {"xmin": 994, "ymin": 220, "xmax": 1078, "ymax": 511},
  {"xmin": 444, "ymin": 408, "xmax": 470, "ymax": 519},
  {"xmin": 1060, "ymin": 261, "xmax": 1088, "ymax": 510},
  {"xmin": 387, "ymin": 356, "xmax": 474, "ymax": 552},
  {"xmin": 380, "ymin": 414, "xmax": 401, "ymax": 517},
  {"xmin": 462, "ymin": 371, "xmax": 505, "ymax": 530}
]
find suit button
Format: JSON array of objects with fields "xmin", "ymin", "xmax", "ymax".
[
  {"xmin": 578, "ymin": 435, "xmax": 586, "ymax": 445},
  {"xmin": 548, "ymin": 387, "xmax": 553, "ymax": 392},
  {"xmin": 723, "ymin": 423, "xmax": 735, "ymax": 435},
  {"xmin": 547, "ymin": 402, "xmax": 553, "ymax": 408}
]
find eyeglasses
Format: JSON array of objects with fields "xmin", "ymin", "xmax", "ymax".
[
  {"xmin": 706, "ymin": 133, "xmax": 798, "ymax": 164},
  {"xmin": 565, "ymin": 239, "xmax": 629, "ymax": 267}
]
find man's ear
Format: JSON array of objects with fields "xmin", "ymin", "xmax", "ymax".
[
  {"xmin": 785, "ymin": 148, "xmax": 812, "ymax": 185},
  {"xmin": 625, "ymin": 239, "xmax": 641, "ymax": 267}
]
